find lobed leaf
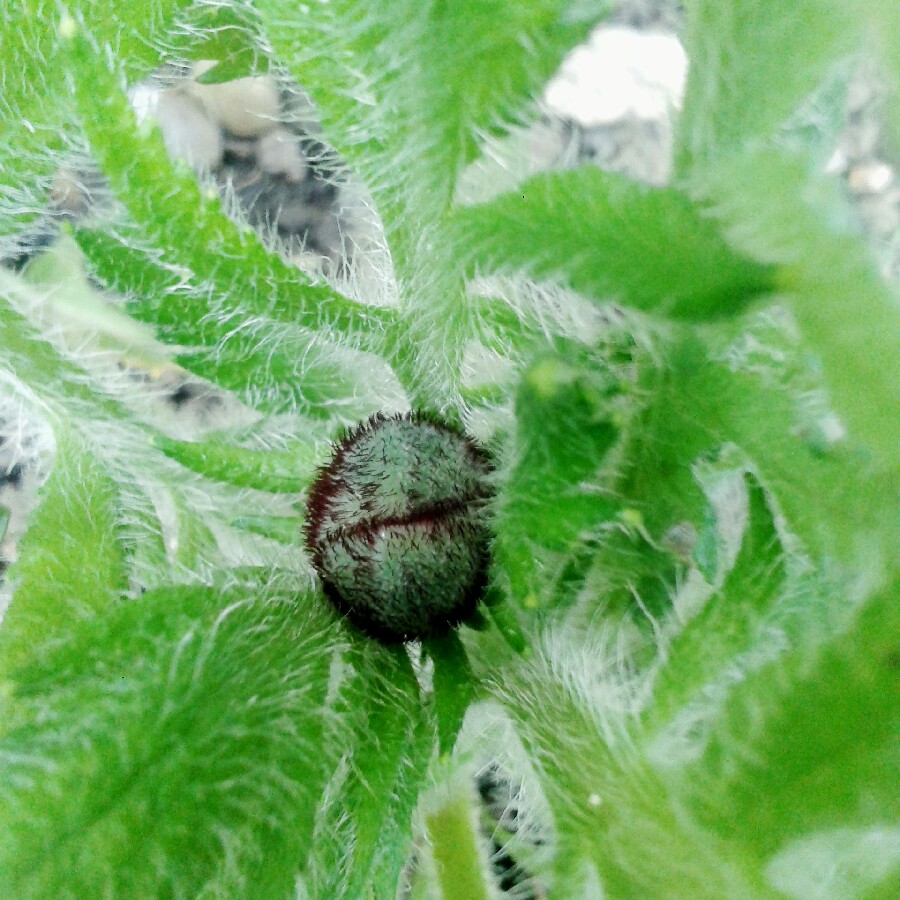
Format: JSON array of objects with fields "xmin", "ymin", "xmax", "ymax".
[
  {"xmin": 74, "ymin": 231, "xmax": 399, "ymax": 419},
  {"xmin": 255, "ymin": 1, "xmax": 611, "ymax": 407},
  {"xmin": 255, "ymin": 0, "xmax": 610, "ymax": 215},
  {"xmin": 59, "ymin": 28, "xmax": 390, "ymax": 349},
  {"xmin": 491, "ymin": 631, "xmax": 778, "ymax": 897},
  {"xmin": 306, "ymin": 643, "xmax": 434, "ymax": 898},
  {"xmin": 690, "ymin": 148, "xmax": 900, "ymax": 469},
  {"xmin": 680, "ymin": 584, "xmax": 899, "ymax": 858},
  {"xmin": 676, "ymin": 0, "xmax": 862, "ymax": 173},
  {"xmin": 623, "ymin": 326, "xmax": 896, "ymax": 593},
  {"xmin": 0, "ymin": 582, "xmax": 342, "ymax": 899},
  {"xmin": 493, "ymin": 342, "xmax": 621, "ymax": 606},
  {"xmin": 0, "ymin": 430, "xmax": 127, "ymax": 674},
  {"xmin": 642, "ymin": 461, "xmax": 789, "ymax": 739},
  {"xmin": 453, "ymin": 167, "xmax": 775, "ymax": 319}
]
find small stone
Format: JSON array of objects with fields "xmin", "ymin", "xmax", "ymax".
[
  {"xmin": 847, "ymin": 161, "xmax": 893, "ymax": 194},
  {"xmin": 221, "ymin": 135, "xmax": 259, "ymax": 162},
  {"xmin": 257, "ymin": 128, "xmax": 310, "ymax": 182},
  {"xmin": 191, "ymin": 65, "xmax": 281, "ymax": 138},
  {"xmin": 155, "ymin": 90, "xmax": 223, "ymax": 171}
]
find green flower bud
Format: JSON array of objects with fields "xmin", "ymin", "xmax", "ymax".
[{"xmin": 305, "ymin": 412, "xmax": 493, "ymax": 642}]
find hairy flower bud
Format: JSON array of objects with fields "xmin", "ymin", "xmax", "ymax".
[{"xmin": 305, "ymin": 411, "xmax": 493, "ymax": 642}]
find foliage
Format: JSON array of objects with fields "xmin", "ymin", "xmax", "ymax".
[{"xmin": 0, "ymin": 1, "xmax": 897, "ymax": 897}]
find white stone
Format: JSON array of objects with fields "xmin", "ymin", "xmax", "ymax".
[
  {"xmin": 154, "ymin": 90, "xmax": 223, "ymax": 171},
  {"xmin": 191, "ymin": 63, "xmax": 281, "ymax": 138},
  {"xmin": 847, "ymin": 161, "xmax": 893, "ymax": 194},
  {"xmin": 257, "ymin": 128, "xmax": 309, "ymax": 182},
  {"xmin": 544, "ymin": 26, "xmax": 687, "ymax": 126}
]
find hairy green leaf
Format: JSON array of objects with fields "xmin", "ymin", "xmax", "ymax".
[
  {"xmin": 0, "ymin": 582, "xmax": 341, "ymax": 899},
  {"xmin": 255, "ymin": 1, "xmax": 611, "ymax": 407},
  {"xmin": 174, "ymin": 3, "xmax": 263, "ymax": 83},
  {"xmin": 154, "ymin": 433, "xmax": 317, "ymax": 492},
  {"xmin": 494, "ymin": 343, "xmax": 621, "ymax": 606},
  {"xmin": 691, "ymin": 148, "xmax": 900, "ymax": 468},
  {"xmin": 75, "ymin": 230, "xmax": 397, "ymax": 418},
  {"xmin": 677, "ymin": 0, "xmax": 862, "ymax": 172},
  {"xmin": 1, "ymin": 1, "xmax": 194, "ymax": 238},
  {"xmin": 77, "ymin": 1, "xmax": 198, "ymax": 78},
  {"xmin": 60, "ymin": 30, "xmax": 389, "ymax": 346},
  {"xmin": 682, "ymin": 585, "xmax": 899, "ymax": 856},
  {"xmin": 0, "ymin": 431, "xmax": 126, "ymax": 673},
  {"xmin": 306, "ymin": 644, "xmax": 434, "ymax": 899},
  {"xmin": 0, "ymin": 3, "xmax": 70, "ymax": 239},
  {"xmin": 491, "ymin": 633, "xmax": 779, "ymax": 897},
  {"xmin": 2, "ymin": 5, "xmax": 896, "ymax": 895},
  {"xmin": 643, "ymin": 461, "xmax": 789, "ymax": 739},
  {"xmin": 629, "ymin": 327, "xmax": 895, "ymax": 590},
  {"xmin": 256, "ymin": 0, "xmax": 610, "ymax": 213},
  {"xmin": 453, "ymin": 167, "xmax": 775, "ymax": 318},
  {"xmin": 428, "ymin": 631, "xmax": 476, "ymax": 757}
]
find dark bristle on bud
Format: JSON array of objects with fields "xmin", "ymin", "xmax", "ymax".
[{"xmin": 304, "ymin": 411, "xmax": 493, "ymax": 643}]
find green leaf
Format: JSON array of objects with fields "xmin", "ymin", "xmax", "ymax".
[
  {"xmin": 0, "ymin": 430, "xmax": 126, "ymax": 674},
  {"xmin": 453, "ymin": 167, "xmax": 774, "ymax": 318},
  {"xmin": 1, "ymin": 2, "xmax": 194, "ymax": 238},
  {"xmin": 256, "ymin": 0, "xmax": 610, "ymax": 213},
  {"xmin": 494, "ymin": 343, "xmax": 621, "ymax": 606},
  {"xmin": 0, "ymin": 269, "xmax": 96, "ymax": 397},
  {"xmin": 193, "ymin": 51, "xmax": 257, "ymax": 84},
  {"xmin": 255, "ymin": 2, "xmax": 611, "ymax": 405},
  {"xmin": 482, "ymin": 591, "xmax": 528, "ymax": 654},
  {"xmin": 691, "ymin": 506, "xmax": 719, "ymax": 584},
  {"xmin": 75, "ymin": 227, "xmax": 398, "ymax": 417},
  {"xmin": 73, "ymin": 227, "xmax": 185, "ymax": 306},
  {"xmin": 676, "ymin": 0, "xmax": 863, "ymax": 172},
  {"xmin": 561, "ymin": 300, "xmax": 894, "ymax": 637},
  {"xmin": 491, "ymin": 634, "xmax": 779, "ymax": 897},
  {"xmin": 175, "ymin": 4, "xmax": 263, "ymax": 83},
  {"xmin": 427, "ymin": 631, "xmax": 476, "ymax": 757},
  {"xmin": 365, "ymin": 710, "xmax": 435, "ymax": 898},
  {"xmin": 626, "ymin": 326, "xmax": 896, "ymax": 591},
  {"xmin": 231, "ymin": 513, "xmax": 301, "ymax": 545},
  {"xmin": 21, "ymin": 232, "xmax": 171, "ymax": 357},
  {"xmin": 643, "ymin": 460, "xmax": 789, "ymax": 738},
  {"xmin": 167, "ymin": 487, "xmax": 222, "ymax": 575},
  {"xmin": 75, "ymin": 1, "xmax": 198, "ymax": 79},
  {"xmin": 59, "ymin": 32, "xmax": 389, "ymax": 348},
  {"xmin": 681, "ymin": 584, "xmax": 899, "ymax": 857},
  {"xmin": 154, "ymin": 434, "xmax": 317, "ymax": 493},
  {"xmin": 306, "ymin": 644, "xmax": 434, "ymax": 899},
  {"xmin": 178, "ymin": 337, "xmax": 399, "ymax": 419},
  {"xmin": 0, "ymin": 5, "xmax": 70, "ymax": 239},
  {"xmin": 690, "ymin": 148, "xmax": 900, "ymax": 469},
  {"xmin": 0, "ymin": 582, "xmax": 341, "ymax": 899}
]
